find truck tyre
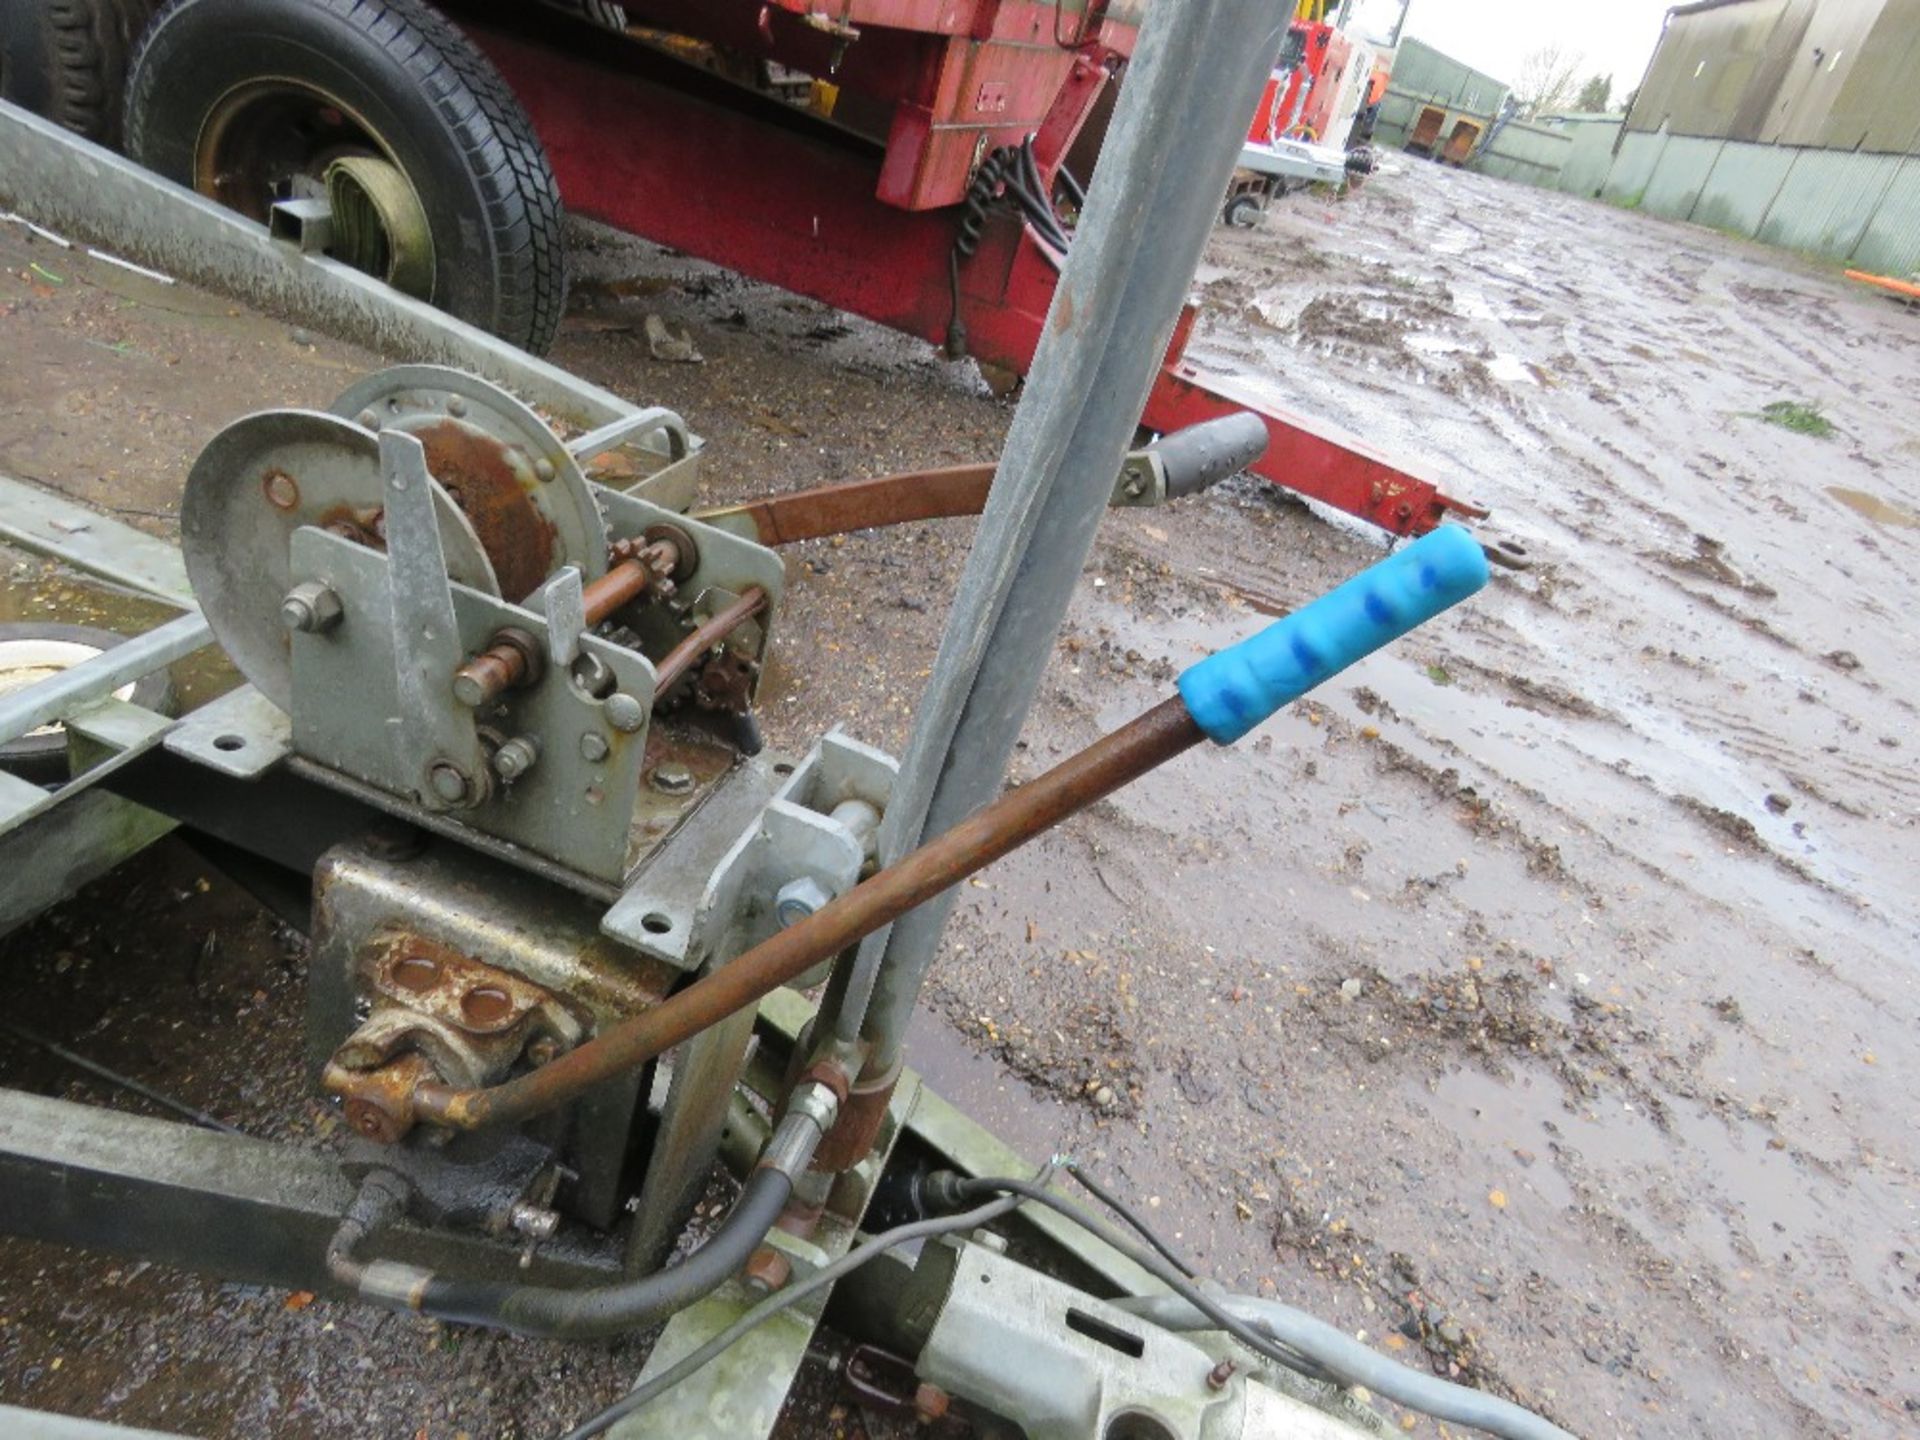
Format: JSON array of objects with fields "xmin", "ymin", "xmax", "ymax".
[
  {"xmin": 125, "ymin": 0, "xmax": 566, "ymax": 353},
  {"xmin": 0, "ymin": 0, "xmax": 154, "ymax": 143}
]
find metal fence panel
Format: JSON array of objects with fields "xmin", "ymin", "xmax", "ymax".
[
  {"xmin": 1640, "ymin": 135, "xmax": 1729, "ymax": 220},
  {"xmin": 1687, "ymin": 140, "xmax": 1799, "ymax": 234},
  {"xmin": 1849, "ymin": 156, "xmax": 1920, "ymax": 275},
  {"xmin": 1601, "ymin": 130, "xmax": 1670, "ymax": 207},
  {"xmin": 1472, "ymin": 120, "xmax": 1572, "ymax": 186},
  {"xmin": 1758, "ymin": 148, "xmax": 1907, "ymax": 258},
  {"xmin": 1557, "ymin": 119, "xmax": 1625, "ymax": 197}
]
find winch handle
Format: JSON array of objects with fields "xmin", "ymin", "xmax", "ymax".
[{"xmin": 1178, "ymin": 526, "xmax": 1489, "ymax": 745}]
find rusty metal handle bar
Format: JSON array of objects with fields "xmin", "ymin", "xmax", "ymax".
[{"xmin": 396, "ymin": 528, "xmax": 1488, "ymax": 1140}]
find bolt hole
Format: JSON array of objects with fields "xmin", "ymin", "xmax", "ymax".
[
  {"xmin": 391, "ymin": 955, "xmax": 441, "ymax": 992},
  {"xmin": 213, "ymin": 734, "xmax": 246, "ymax": 752},
  {"xmin": 1104, "ymin": 1413, "xmax": 1178, "ymax": 1440},
  {"xmin": 641, "ymin": 912, "xmax": 673, "ymax": 935},
  {"xmin": 461, "ymin": 985, "xmax": 514, "ymax": 1026},
  {"xmin": 261, "ymin": 469, "xmax": 300, "ymax": 509},
  {"xmin": 772, "ymin": 762, "xmax": 795, "ymax": 776}
]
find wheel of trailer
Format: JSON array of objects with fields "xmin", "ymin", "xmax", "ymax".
[
  {"xmin": 1223, "ymin": 193, "xmax": 1262, "ymax": 229},
  {"xmin": 0, "ymin": 0, "xmax": 153, "ymax": 143},
  {"xmin": 124, "ymin": 0, "xmax": 566, "ymax": 353},
  {"xmin": 0, "ymin": 622, "xmax": 177, "ymax": 785}
]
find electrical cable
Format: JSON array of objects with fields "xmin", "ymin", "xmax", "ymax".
[
  {"xmin": 0, "ymin": 1019, "xmax": 243, "ymax": 1134},
  {"xmin": 1060, "ymin": 1160, "xmax": 1195, "ymax": 1279},
  {"xmin": 554, "ymin": 1172, "xmax": 1052, "ymax": 1440},
  {"xmin": 1056, "ymin": 163, "xmax": 1087, "ymax": 212}
]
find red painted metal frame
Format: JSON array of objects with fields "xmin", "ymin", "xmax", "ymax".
[{"xmin": 458, "ymin": 10, "xmax": 1483, "ymax": 537}]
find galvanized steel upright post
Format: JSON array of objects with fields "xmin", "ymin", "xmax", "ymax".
[{"xmin": 841, "ymin": 0, "xmax": 1292, "ymax": 1066}]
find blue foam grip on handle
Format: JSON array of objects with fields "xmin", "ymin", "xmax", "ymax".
[{"xmin": 1178, "ymin": 526, "xmax": 1490, "ymax": 745}]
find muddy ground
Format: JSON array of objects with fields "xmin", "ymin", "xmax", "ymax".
[{"xmin": 1, "ymin": 152, "xmax": 1916, "ymax": 1439}]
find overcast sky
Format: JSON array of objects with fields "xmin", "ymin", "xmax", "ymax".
[{"xmin": 1349, "ymin": 0, "xmax": 1677, "ymax": 94}]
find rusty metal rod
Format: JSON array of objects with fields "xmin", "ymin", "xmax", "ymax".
[
  {"xmin": 452, "ymin": 544, "xmax": 681, "ymax": 708},
  {"xmin": 411, "ymin": 695, "xmax": 1204, "ymax": 1134},
  {"xmin": 651, "ymin": 586, "xmax": 769, "ymax": 696}
]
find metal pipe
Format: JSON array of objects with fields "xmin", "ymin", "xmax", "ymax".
[
  {"xmin": 650, "ymin": 586, "xmax": 768, "ymax": 696},
  {"xmin": 834, "ymin": 0, "xmax": 1292, "ymax": 1062},
  {"xmin": 450, "ymin": 544, "xmax": 679, "ymax": 707},
  {"xmin": 408, "ymin": 697, "xmax": 1203, "ymax": 1135},
  {"xmin": 0, "ymin": 609, "xmax": 209, "ymax": 747}
]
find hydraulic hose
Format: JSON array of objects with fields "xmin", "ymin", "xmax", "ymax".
[
  {"xmin": 340, "ymin": 1092, "xmax": 835, "ymax": 1340},
  {"xmin": 1116, "ymin": 1293, "xmax": 1578, "ymax": 1440},
  {"xmin": 416, "ymin": 1164, "xmax": 793, "ymax": 1339}
]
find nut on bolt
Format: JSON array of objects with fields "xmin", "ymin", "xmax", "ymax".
[
  {"xmin": 742, "ymin": 1243, "xmax": 792, "ymax": 1296},
  {"xmin": 493, "ymin": 735, "xmax": 540, "ymax": 783},
  {"xmin": 774, "ymin": 875, "xmax": 833, "ymax": 927},
  {"xmin": 281, "ymin": 582, "xmax": 343, "ymax": 634}
]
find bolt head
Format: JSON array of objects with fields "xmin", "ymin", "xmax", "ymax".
[
  {"xmin": 648, "ymin": 759, "xmax": 695, "ymax": 794},
  {"xmin": 604, "ymin": 690, "xmax": 645, "ymax": 733},
  {"xmin": 281, "ymin": 582, "xmax": 343, "ymax": 634},
  {"xmin": 534, "ymin": 457, "xmax": 556, "ymax": 483},
  {"xmin": 429, "ymin": 762, "xmax": 471, "ymax": 803},
  {"xmin": 579, "ymin": 732, "xmax": 611, "ymax": 762},
  {"xmin": 447, "ymin": 396, "xmax": 467, "ymax": 417}
]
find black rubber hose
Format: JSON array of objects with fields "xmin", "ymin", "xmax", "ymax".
[{"xmin": 417, "ymin": 1166, "xmax": 793, "ymax": 1339}]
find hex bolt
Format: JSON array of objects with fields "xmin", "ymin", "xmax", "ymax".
[
  {"xmin": 429, "ymin": 762, "xmax": 472, "ymax": 804},
  {"xmin": 649, "ymin": 760, "xmax": 695, "ymax": 795},
  {"xmin": 493, "ymin": 735, "xmax": 541, "ymax": 783},
  {"xmin": 604, "ymin": 691, "xmax": 646, "ymax": 733},
  {"xmin": 742, "ymin": 1244, "xmax": 792, "ymax": 1296},
  {"xmin": 774, "ymin": 875, "xmax": 833, "ymax": 928},
  {"xmin": 1206, "ymin": 1358, "xmax": 1237, "ymax": 1391},
  {"xmin": 579, "ymin": 732, "xmax": 611, "ymax": 763},
  {"xmin": 1124, "ymin": 464, "xmax": 1149, "ymax": 498},
  {"xmin": 280, "ymin": 582, "xmax": 344, "ymax": 635}
]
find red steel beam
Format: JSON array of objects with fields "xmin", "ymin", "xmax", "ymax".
[{"xmin": 460, "ymin": 17, "xmax": 1484, "ymax": 536}]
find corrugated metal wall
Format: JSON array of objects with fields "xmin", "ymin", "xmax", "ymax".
[
  {"xmin": 1555, "ymin": 119, "xmax": 1625, "ymax": 197},
  {"xmin": 1627, "ymin": 0, "xmax": 1920, "ymax": 153},
  {"xmin": 1639, "ymin": 135, "xmax": 1727, "ymax": 217},
  {"xmin": 1757, "ymin": 150, "xmax": 1908, "ymax": 256},
  {"xmin": 1851, "ymin": 158, "xmax": 1920, "ymax": 274},
  {"xmin": 1390, "ymin": 37, "xmax": 1510, "ymax": 116},
  {"xmin": 1474, "ymin": 121, "xmax": 1572, "ymax": 185},
  {"xmin": 1600, "ymin": 131, "xmax": 1670, "ymax": 206},
  {"xmin": 1685, "ymin": 142, "xmax": 1797, "ymax": 233}
]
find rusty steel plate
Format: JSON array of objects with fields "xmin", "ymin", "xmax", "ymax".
[
  {"xmin": 331, "ymin": 366, "xmax": 609, "ymax": 600},
  {"xmin": 181, "ymin": 408, "xmax": 499, "ymax": 710}
]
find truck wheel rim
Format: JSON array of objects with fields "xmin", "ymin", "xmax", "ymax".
[{"xmin": 193, "ymin": 79, "xmax": 435, "ymax": 298}]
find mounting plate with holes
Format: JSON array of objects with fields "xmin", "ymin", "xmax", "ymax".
[{"xmin": 163, "ymin": 684, "xmax": 292, "ymax": 780}]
